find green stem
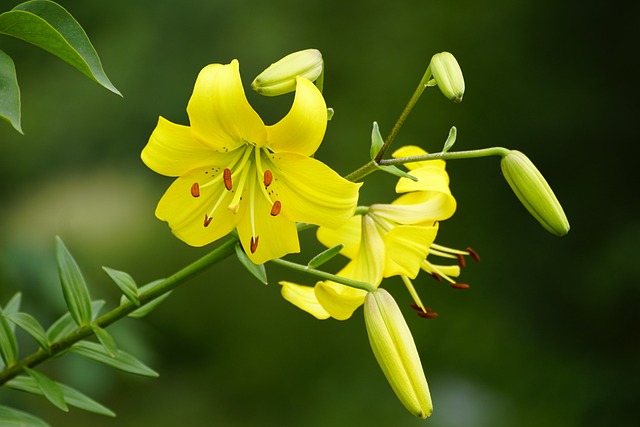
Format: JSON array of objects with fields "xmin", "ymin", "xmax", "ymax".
[
  {"xmin": 0, "ymin": 237, "xmax": 238, "ymax": 386},
  {"xmin": 270, "ymin": 258, "xmax": 376, "ymax": 292},
  {"xmin": 374, "ymin": 65, "xmax": 432, "ymax": 163}
]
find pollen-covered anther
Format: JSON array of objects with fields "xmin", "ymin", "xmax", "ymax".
[
  {"xmin": 456, "ymin": 253, "xmax": 467, "ymax": 269},
  {"xmin": 203, "ymin": 214, "xmax": 213, "ymax": 227},
  {"xmin": 263, "ymin": 170, "xmax": 273, "ymax": 187},
  {"xmin": 250, "ymin": 236, "xmax": 259, "ymax": 253},
  {"xmin": 431, "ymin": 273, "xmax": 442, "ymax": 282},
  {"xmin": 466, "ymin": 247, "xmax": 480, "ymax": 262},
  {"xmin": 223, "ymin": 168, "xmax": 233, "ymax": 191},
  {"xmin": 450, "ymin": 283, "xmax": 470, "ymax": 290},
  {"xmin": 270, "ymin": 200, "xmax": 282, "ymax": 216},
  {"xmin": 417, "ymin": 311, "xmax": 439, "ymax": 319},
  {"xmin": 190, "ymin": 182, "xmax": 200, "ymax": 197}
]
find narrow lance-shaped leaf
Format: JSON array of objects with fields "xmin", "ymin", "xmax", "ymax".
[
  {"xmin": 307, "ymin": 244, "xmax": 344, "ymax": 269},
  {"xmin": 0, "ymin": 405, "xmax": 50, "ymax": 427},
  {"xmin": 47, "ymin": 300, "xmax": 105, "ymax": 343},
  {"xmin": 3, "ymin": 312, "xmax": 50, "ymax": 353},
  {"xmin": 235, "ymin": 243, "xmax": 268, "ymax": 285},
  {"xmin": 0, "ymin": 299, "xmax": 19, "ymax": 367},
  {"xmin": 370, "ymin": 121, "xmax": 384, "ymax": 160},
  {"xmin": 71, "ymin": 341, "xmax": 158, "ymax": 377},
  {"xmin": 0, "ymin": 0, "xmax": 121, "ymax": 96},
  {"xmin": 7, "ymin": 375, "xmax": 115, "ymax": 417},
  {"xmin": 55, "ymin": 236, "xmax": 92, "ymax": 326},
  {"xmin": 102, "ymin": 266, "xmax": 140, "ymax": 306},
  {"xmin": 378, "ymin": 164, "xmax": 418, "ymax": 182},
  {"xmin": 0, "ymin": 49, "xmax": 22, "ymax": 133},
  {"xmin": 90, "ymin": 322, "xmax": 118, "ymax": 358},
  {"xmin": 442, "ymin": 126, "xmax": 457, "ymax": 153},
  {"xmin": 122, "ymin": 280, "xmax": 172, "ymax": 319},
  {"xmin": 24, "ymin": 367, "xmax": 68, "ymax": 412}
]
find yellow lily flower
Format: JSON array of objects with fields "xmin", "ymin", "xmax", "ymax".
[
  {"xmin": 280, "ymin": 146, "xmax": 456, "ymax": 319},
  {"xmin": 142, "ymin": 60, "xmax": 361, "ymax": 264}
]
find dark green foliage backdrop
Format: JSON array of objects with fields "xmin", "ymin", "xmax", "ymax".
[{"xmin": 1, "ymin": 0, "xmax": 638, "ymax": 426}]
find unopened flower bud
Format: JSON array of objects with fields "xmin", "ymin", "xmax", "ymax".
[
  {"xmin": 251, "ymin": 49, "xmax": 323, "ymax": 96},
  {"xmin": 364, "ymin": 289, "xmax": 432, "ymax": 419},
  {"xmin": 429, "ymin": 52, "xmax": 465, "ymax": 103},
  {"xmin": 501, "ymin": 150, "xmax": 570, "ymax": 236}
]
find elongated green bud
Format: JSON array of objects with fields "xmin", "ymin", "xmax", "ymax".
[
  {"xmin": 429, "ymin": 52, "xmax": 465, "ymax": 103},
  {"xmin": 364, "ymin": 289, "xmax": 432, "ymax": 419},
  {"xmin": 501, "ymin": 150, "xmax": 570, "ymax": 236},
  {"xmin": 251, "ymin": 49, "xmax": 323, "ymax": 96}
]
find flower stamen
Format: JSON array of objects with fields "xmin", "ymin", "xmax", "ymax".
[
  {"xmin": 223, "ymin": 168, "xmax": 233, "ymax": 191},
  {"xmin": 250, "ymin": 236, "xmax": 259, "ymax": 253},
  {"xmin": 191, "ymin": 182, "xmax": 200, "ymax": 198},
  {"xmin": 204, "ymin": 214, "xmax": 213, "ymax": 227},
  {"xmin": 270, "ymin": 200, "xmax": 282, "ymax": 216},
  {"xmin": 264, "ymin": 170, "xmax": 273, "ymax": 187}
]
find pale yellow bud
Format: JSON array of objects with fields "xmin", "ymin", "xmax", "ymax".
[
  {"xmin": 429, "ymin": 52, "xmax": 465, "ymax": 103},
  {"xmin": 501, "ymin": 150, "xmax": 570, "ymax": 236},
  {"xmin": 251, "ymin": 49, "xmax": 323, "ymax": 96},
  {"xmin": 364, "ymin": 289, "xmax": 433, "ymax": 419}
]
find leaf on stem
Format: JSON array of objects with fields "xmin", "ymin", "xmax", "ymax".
[
  {"xmin": 0, "ymin": 299, "xmax": 19, "ymax": 368},
  {"xmin": 307, "ymin": 244, "xmax": 344, "ymax": 269},
  {"xmin": 0, "ymin": 405, "xmax": 50, "ymax": 427},
  {"xmin": 122, "ymin": 279, "xmax": 172, "ymax": 319},
  {"xmin": 370, "ymin": 121, "xmax": 384, "ymax": 160},
  {"xmin": 7, "ymin": 375, "xmax": 115, "ymax": 417},
  {"xmin": 24, "ymin": 367, "xmax": 68, "ymax": 412},
  {"xmin": 55, "ymin": 236, "xmax": 92, "ymax": 326},
  {"xmin": 0, "ymin": 0, "xmax": 121, "ymax": 96},
  {"xmin": 235, "ymin": 243, "xmax": 268, "ymax": 285},
  {"xmin": 71, "ymin": 341, "xmax": 158, "ymax": 377},
  {"xmin": 442, "ymin": 126, "xmax": 457, "ymax": 153},
  {"xmin": 102, "ymin": 266, "xmax": 140, "ymax": 306},
  {"xmin": 90, "ymin": 323, "xmax": 118, "ymax": 358},
  {"xmin": 3, "ymin": 312, "xmax": 50, "ymax": 354},
  {"xmin": 377, "ymin": 164, "xmax": 418, "ymax": 182},
  {"xmin": 46, "ymin": 300, "xmax": 105, "ymax": 343},
  {"xmin": 0, "ymin": 49, "xmax": 22, "ymax": 134}
]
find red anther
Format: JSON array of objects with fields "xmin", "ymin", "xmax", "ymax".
[
  {"xmin": 250, "ymin": 236, "xmax": 259, "ymax": 253},
  {"xmin": 466, "ymin": 247, "xmax": 480, "ymax": 262},
  {"xmin": 190, "ymin": 182, "xmax": 200, "ymax": 198},
  {"xmin": 410, "ymin": 303, "xmax": 421, "ymax": 311},
  {"xmin": 223, "ymin": 168, "xmax": 233, "ymax": 191},
  {"xmin": 264, "ymin": 170, "xmax": 273, "ymax": 187},
  {"xmin": 450, "ymin": 283, "xmax": 470, "ymax": 290},
  {"xmin": 431, "ymin": 273, "xmax": 442, "ymax": 282},
  {"xmin": 203, "ymin": 214, "xmax": 213, "ymax": 227},
  {"xmin": 418, "ymin": 311, "xmax": 438, "ymax": 319},
  {"xmin": 270, "ymin": 200, "xmax": 282, "ymax": 216},
  {"xmin": 456, "ymin": 253, "xmax": 467, "ymax": 269}
]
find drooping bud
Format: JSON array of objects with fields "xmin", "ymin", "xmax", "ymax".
[
  {"xmin": 501, "ymin": 150, "xmax": 570, "ymax": 236},
  {"xmin": 251, "ymin": 49, "xmax": 323, "ymax": 96},
  {"xmin": 429, "ymin": 52, "xmax": 465, "ymax": 103},
  {"xmin": 364, "ymin": 289, "xmax": 433, "ymax": 419}
]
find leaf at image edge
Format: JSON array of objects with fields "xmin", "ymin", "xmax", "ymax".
[
  {"xmin": 0, "ymin": 405, "xmax": 50, "ymax": 427},
  {"xmin": 0, "ymin": 49, "xmax": 22, "ymax": 134}
]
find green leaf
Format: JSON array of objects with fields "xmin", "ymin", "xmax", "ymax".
[
  {"xmin": 46, "ymin": 300, "xmax": 105, "ymax": 343},
  {"xmin": 377, "ymin": 164, "xmax": 418, "ymax": 181},
  {"xmin": 4, "ymin": 292, "xmax": 22, "ymax": 330},
  {"xmin": 307, "ymin": 244, "xmax": 344, "ymax": 269},
  {"xmin": 3, "ymin": 312, "xmax": 50, "ymax": 353},
  {"xmin": 72, "ymin": 341, "xmax": 158, "ymax": 377},
  {"xmin": 24, "ymin": 367, "xmax": 68, "ymax": 412},
  {"xmin": 370, "ymin": 121, "xmax": 384, "ymax": 160},
  {"xmin": 54, "ymin": 236, "xmax": 92, "ymax": 326},
  {"xmin": 7, "ymin": 375, "xmax": 115, "ymax": 417},
  {"xmin": 235, "ymin": 243, "xmax": 268, "ymax": 285},
  {"xmin": 442, "ymin": 126, "xmax": 457, "ymax": 152},
  {"xmin": 0, "ymin": 49, "xmax": 22, "ymax": 133},
  {"xmin": 90, "ymin": 322, "xmax": 118, "ymax": 358},
  {"xmin": 0, "ymin": 301, "xmax": 19, "ymax": 367},
  {"xmin": 0, "ymin": 0, "xmax": 121, "ymax": 96},
  {"xmin": 0, "ymin": 405, "xmax": 50, "ymax": 427},
  {"xmin": 102, "ymin": 266, "xmax": 140, "ymax": 306},
  {"xmin": 122, "ymin": 279, "xmax": 171, "ymax": 319}
]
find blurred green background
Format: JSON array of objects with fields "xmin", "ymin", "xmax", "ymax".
[{"xmin": 1, "ymin": 0, "xmax": 638, "ymax": 426}]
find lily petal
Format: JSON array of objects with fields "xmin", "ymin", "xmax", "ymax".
[
  {"xmin": 156, "ymin": 167, "xmax": 240, "ymax": 246},
  {"xmin": 268, "ymin": 153, "xmax": 361, "ymax": 229},
  {"xmin": 266, "ymin": 77, "xmax": 327, "ymax": 156},
  {"xmin": 392, "ymin": 145, "xmax": 446, "ymax": 170},
  {"xmin": 315, "ymin": 280, "xmax": 367, "ymax": 320},
  {"xmin": 384, "ymin": 225, "xmax": 438, "ymax": 278},
  {"xmin": 316, "ymin": 215, "xmax": 362, "ymax": 260},
  {"xmin": 142, "ymin": 117, "xmax": 240, "ymax": 177},
  {"xmin": 373, "ymin": 191, "xmax": 456, "ymax": 224},
  {"xmin": 280, "ymin": 281, "xmax": 330, "ymax": 319},
  {"xmin": 395, "ymin": 165, "xmax": 450, "ymax": 194},
  {"xmin": 187, "ymin": 60, "xmax": 267, "ymax": 151},
  {"xmin": 235, "ymin": 183, "xmax": 300, "ymax": 264}
]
